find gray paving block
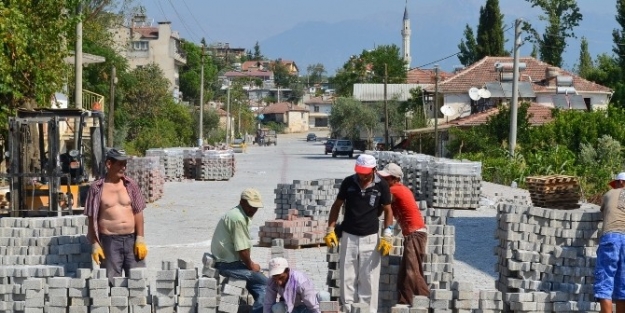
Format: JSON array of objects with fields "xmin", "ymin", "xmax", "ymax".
[
  {"xmin": 128, "ymin": 297, "xmax": 148, "ymax": 306},
  {"xmin": 130, "ymin": 305, "xmax": 151, "ymax": 313},
  {"xmin": 111, "ymin": 296, "xmax": 129, "ymax": 307},
  {"xmin": 47, "ymin": 277, "xmax": 71, "ymax": 288},
  {"xmin": 217, "ymin": 301, "xmax": 239, "ymax": 313},
  {"xmin": 177, "ymin": 269, "xmax": 197, "ymax": 280},
  {"xmin": 128, "ymin": 279, "xmax": 147, "ymax": 289},
  {"xmin": 177, "ymin": 259, "xmax": 195, "ymax": 269},
  {"xmin": 90, "ymin": 307, "xmax": 111, "ymax": 313},
  {"xmin": 156, "ymin": 270, "xmax": 176, "ymax": 281},
  {"xmin": 89, "ymin": 279, "xmax": 109, "ymax": 289},
  {"xmin": 91, "ymin": 296, "xmax": 111, "ymax": 307},
  {"xmin": 153, "ymin": 296, "xmax": 175, "ymax": 307},
  {"xmin": 90, "ymin": 288, "xmax": 110, "ymax": 298},
  {"xmin": 47, "ymin": 295, "xmax": 69, "ymax": 307},
  {"xmin": 111, "ymin": 287, "xmax": 130, "ymax": 297},
  {"xmin": 69, "ymin": 306, "xmax": 89, "ymax": 313},
  {"xmin": 129, "ymin": 268, "xmax": 147, "ymax": 280},
  {"xmin": 70, "ymin": 297, "xmax": 91, "ymax": 306},
  {"xmin": 112, "ymin": 277, "xmax": 128, "ymax": 287},
  {"xmin": 199, "ymin": 278, "xmax": 218, "ymax": 289},
  {"xmin": 197, "ymin": 297, "xmax": 218, "ymax": 308}
]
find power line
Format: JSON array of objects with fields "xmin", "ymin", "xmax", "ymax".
[
  {"xmin": 166, "ymin": 0, "xmax": 201, "ymax": 42},
  {"xmin": 180, "ymin": 0, "xmax": 214, "ymax": 43},
  {"xmin": 155, "ymin": 0, "xmax": 168, "ymax": 21}
]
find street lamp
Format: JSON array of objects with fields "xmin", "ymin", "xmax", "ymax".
[{"xmin": 198, "ymin": 44, "xmax": 206, "ymax": 147}]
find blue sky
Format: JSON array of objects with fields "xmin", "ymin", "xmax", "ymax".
[{"xmin": 139, "ymin": 0, "xmax": 617, "ymax": 73}]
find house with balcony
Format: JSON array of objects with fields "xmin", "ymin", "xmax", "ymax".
[
  {"xmin": 303, "ymin": 95, "xmax": 333, "ymax": 128},
  {"xmin": 110, "ymin": 14, "xmax": 187, "ymax": 101}
]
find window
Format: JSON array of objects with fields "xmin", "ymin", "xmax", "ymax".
[
  {"xmin": 132, "ymin": 41, "xmax": 149, "ymax": 51},
  {"xmin": 314, "ymin": 105, "xmax": 320, "ymax": 112}
]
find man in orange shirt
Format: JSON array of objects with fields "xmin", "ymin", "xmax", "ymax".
[{"xmin": 377, "ymin": 163, "xmax": 429, "ymax": 304}]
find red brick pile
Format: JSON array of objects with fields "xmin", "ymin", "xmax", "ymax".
[{"xmin": 258, "ymin": 209, "xmax": 326, "ymax": 248}]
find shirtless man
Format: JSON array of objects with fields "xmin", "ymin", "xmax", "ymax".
[{"xmin": 84, "ymin": 148, "xmax": 147, "ymax": 284}]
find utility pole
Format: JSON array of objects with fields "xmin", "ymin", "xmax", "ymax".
[
  {"xmin": 226, "ymin": 85, "xmax": 231, "ymax": 145},
  {"xmin": 384, "ymin": 63, "xmax": 389, "ymax": 150},
  {"xmin": 509, "ymin": 19, "xmax": 523, "ymax": 158},
  {"xmin": 74, "ymin": 1, "xmax": 83, "ymax": 149},
  {"xmin": 198, "ymin": 44, "xmax": 205, "ymax": 147},
  {"xmin": 434, "ymin": 65, "xmax": 440, "ymax": 157},
  {"xmin": 107, "ymin": 66, "xmax": 116, "ymax": 146}
]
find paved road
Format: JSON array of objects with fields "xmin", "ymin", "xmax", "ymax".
[{"xmin": 144, "ymin": 131, "xmax": 353, "ymax": 289}]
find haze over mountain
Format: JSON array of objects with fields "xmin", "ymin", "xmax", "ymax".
[{"xmin": 141, "ymin": 0, "xmax": 618, "ymax": 75}]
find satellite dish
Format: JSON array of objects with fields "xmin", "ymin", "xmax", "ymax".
[
  {"xmin": 440, "ymin": 105, "xmax": 455, "ymax": 116},
  {"xmin": 468, "ymin": 87, "xmax": 481, "ymax": 101},
  {"xmin": 478, "ymin": 88, "xmax": 491, "ymax": 99}
]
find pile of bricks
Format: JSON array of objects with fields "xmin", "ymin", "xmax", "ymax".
[
  {"xmin": 370, "ymin": 152, "xmax": 482, "ymax": 209},
  {"xmin": 125, "ymin": 156, "xmax": 165, "ymax": 203},
  {"xmin": 183, "ymin": 149, "xmax": 199, "ymax": 180},
  {"xmin": 526, "ymin": 175, "xmax": 581, "ymax": 209},
  {"xmin": 194, "ymin": 150, "xmax": 235, "ymax": 181},
  {"xmin": 495, "ymin": 200, "xmax": 601, "ymax": 312},
  {"xmin": 145, "ymin": 149, "xmax": 185, "ymax": 182},
  {"xmin": 0, "ymin": 216, "xmax": 91, "ymax": 271},
  {"xmin": 258, "ymin": 179, "xmax": 341, "ymax": 248}
]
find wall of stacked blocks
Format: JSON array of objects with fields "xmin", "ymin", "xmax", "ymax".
[{"xmin": 0, "ymin": 151, "xmax": 604, "ymax": 313}]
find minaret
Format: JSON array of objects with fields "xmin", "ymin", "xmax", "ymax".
[{"xmin": 401, "ymin": 1, "xmax": 411, "ymax": 70}]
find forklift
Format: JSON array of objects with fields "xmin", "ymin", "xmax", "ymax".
[{"xmin": 3, "ymin": 108, "xmax": 106, "ymax": 217}]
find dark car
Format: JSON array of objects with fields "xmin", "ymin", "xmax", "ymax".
[
  {"xmin": 306, "ymin": 133, "xmax": 317, "ymax": 142},
  {"xmin": 332, "ymin": 140, "xmax": 354, "ymax": 158},
  {"xmin": 324, "ymin": 139, "xmax": 336, "ymax": 155}
]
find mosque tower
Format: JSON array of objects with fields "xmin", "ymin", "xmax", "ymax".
[{"xmin": 401, "ymin": 1, "xmax": 411, "ymax": 70}]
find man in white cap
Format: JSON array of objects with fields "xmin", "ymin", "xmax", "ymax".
[
  {"xmin": 595, "ymin": 172, "xmax": 625, "ymax": 313},
  {"xmin": 324, "ymin": 154, "xmax": 393, "ymax": 313},
  {"xmin": 377, "ymin": 163, "xmax": 429, "ymax": 305},
  {"xmin": 263, "ymin": 257, "xmax": 330, "ymax": 313},
  {"xmin": 211, "ymin": 188, "xmax": 268, "ymax": 313}
]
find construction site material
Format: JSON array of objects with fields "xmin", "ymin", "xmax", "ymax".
[
  {"xmin": 125, "ymin": 156, "xmax": 165, "ymax": 203},
  {"xmin": 371, "ymin": 151, "xmax": 482, "ymax": 209},
  {"xmin": 258, "ymin": 179, "xmax": 340, "ymax": 248},
  {"xmin": 145, "ymin": 149, "xmax": 185, "ymax": 182},
  {"xmin": 194, "ymin": 149, "xmax": 235, "ymax": 181},
  {"xmin": 525, "ymin": 175, "xmax": 581, "ymax": 209}
]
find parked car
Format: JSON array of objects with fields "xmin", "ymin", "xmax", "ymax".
[
  {"xmin": 332, "ymin": 140, "xmax": 354, "ymax": 158},
  {"xmin": 306, "ymin": 133, "xmax": 317, "ymax": 142},
  {"xmin": 324, "ymin": 139, "xmax": 336, "ymax": 155}
]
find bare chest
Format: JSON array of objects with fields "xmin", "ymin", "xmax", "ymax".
[{"xmin": 100, "ymin": 183, "xmax": 132, "ymax": 209}]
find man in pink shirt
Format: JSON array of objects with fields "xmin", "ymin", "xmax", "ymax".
[{"xmin": 263, "ymin": 257, "xmax": 330, "ymax": 313}]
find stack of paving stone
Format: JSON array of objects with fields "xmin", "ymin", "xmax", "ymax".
[
  {"xmin": 0, "ymin": 265, "xmax": 64, "ymax": 312},
  {"xmin": 219, "ymin": 277, "xmax": 247, "ymax": 313},
  {"xmin": 526, "ymin": 175, "xmax": 581, "ymax": 209},
  {"xmin": 145, "ymin": 148, "xmax": 185, "ymax": 182},
  {"xmin": 176, "ymin": 260, "xmax": 198, "ymax": 313},
  {"xmin": 427, "ymin": 160, "xmax": 482, "ymax": 209},
  {"xmin": 258, "ymin": 210, "xmax": 325, "ymax": 247},
  {"xmin": 128, "ymin": 268, "xmax": 151, "ymax": 312},
  {"xmin": 258, "ymin": 179, "xmax": 341, "ymax": 248},
  {"xmin": 87, "ymin": 269, "xmax": 111, "ymax": 313},
  {"xmin": 194, "ymin": 149, "xmax": 235, "ymax": 181},
  {"xmin": 0, "ymin": 216, "xmax": 91, "ymax": 273},
  {"xmin": 153, "ymin": 261, "xmax": 178, "ymax": 313},
  {"xmin": 125, "ymin": 156, "xmax": 165, "ymax": 203},
  {"xmin": 495, "ymin": 199, "xmax": 602, "ymax": 312},
  {"xmin": 372, "ymin": 151, "xmax": 434, "ymax": 201},
  {"xmin": 183, "ymin": 148, "xmax": 199, "ymax": 179}
]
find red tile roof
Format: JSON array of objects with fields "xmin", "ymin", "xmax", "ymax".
[
  {"xmin": 133, "ymin": 27, "xmax": 158, "ymax": 39},
  {"xmin": 431, "ymin": 56, "xmax": 612, "ymax": 94},
  {"xmin": 224, "ymin": 70, "xmax": 273, "ymax": 79},
  {"xmin": 260, "ymin": 102, "xmax": 309, "ymax": 114},
  {"xmin": 407, "ymin": 68, "xmax": 453, "ymax": 84},
  {"xmin": 304, "ymin": 96, "xmax": 334, "ymax": 104},
  {"xmin": 446, "ymin": 103, "xmax": 554, "ymax": 127}
]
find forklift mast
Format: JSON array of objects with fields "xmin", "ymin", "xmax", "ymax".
[{"xmin": 4, "ymin": 108, "xmax": 106, "ymax": 217}]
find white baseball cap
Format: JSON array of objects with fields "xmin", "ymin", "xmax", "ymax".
[
  {"xmin": 378, "ymin": 163, "xmax": 404, "ymax": 179},
  {"xmin": 355, "ymin": 154, "xmax": 376, "ymax": 174},
  {"xmin": 610, "ymin": 172, "xmax": 625, "ymax": 188},
  {"xmin": 268, "ymin": 257, "xmax": 289, "ymax": 276}
]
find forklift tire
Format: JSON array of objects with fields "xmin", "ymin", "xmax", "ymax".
[{"xmin": 332, "ymin": 153, "xmax": 337, "ymax": 158}]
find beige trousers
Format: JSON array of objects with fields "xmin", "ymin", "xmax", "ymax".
[{"xmin": 339, "ymin": 232, "xmax": 381, "ymax": 313}]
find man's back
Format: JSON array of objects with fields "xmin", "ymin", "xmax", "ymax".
[{"xmin": 211, "ymin": 206, "xmax": 251, "ymax": 263}]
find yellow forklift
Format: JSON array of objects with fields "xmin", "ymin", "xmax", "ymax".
[{"xmin": 3, "ymin": 108, "xmax": 106, "ymax": 217}]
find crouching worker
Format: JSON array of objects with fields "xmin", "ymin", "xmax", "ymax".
[{"xmin": 263, "ymin": 257, "xmax": 331, "ymax": 313}]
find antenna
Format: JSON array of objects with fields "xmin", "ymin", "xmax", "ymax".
[
  {"xmin": 468, "ymin": 87, "xmax": 481, "ymax": 101},
  {"xmin": 440, "ymin": 105, "xmax": 455, "ymax": 117},
  {"xmin": 478, "ymin": 88, "xmax": 491, "ymax": 99}
]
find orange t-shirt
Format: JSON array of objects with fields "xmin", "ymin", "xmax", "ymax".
[{"xmin": 390, "ymin": 183, "xmax": 425, "ymax": 235}]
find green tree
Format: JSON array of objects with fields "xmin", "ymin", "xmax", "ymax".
[
  {"xmin": 575, "ymin": 37, "xmax": 593, "ymax": 78},
  {"xmin": 522, "ymin": 0, "xmax": 583, "ymax": 67},
  {"xmin": 306, "ymin": 63, "xmax": 326, "ymax": 87},
  {"xmin": 401, "ymin": 87, "xmax": 428, "ymax": 129},
  {"xmin": 476, "ymin": 0, "xmax": 506, "ymax": 58},
  {"xmin": 614, "ymin": 0, "xmax": 625, "ymax": 69},
  {"xmin": 194, "ymin": 107, "xmax": 220, "ymax": 142},
  {"xmin": 458, "ymin": 24, "xmax": 479, "ymax": 66},
  {"xmin": 178, "ymin": 40, "xmax": 218, "ymax": 105},
  {"xmin": 530, "ymin": 44, "xmax": 538, "ymax": 58},
  {"xmin": 329, "ymin": 98, "xmax": 377, "ymax": 140},
  {"xmin": 331, "ymin": 45, "xmax": 407, "ymax": 97},
  {"xmin": 252, "ymin": 41, "xmax": 263, "ymax": 61}
]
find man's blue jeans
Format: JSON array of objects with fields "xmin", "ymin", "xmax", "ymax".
[{"xmin": 215, "ymin": 261, "xmax": 268, "ymax": 313}]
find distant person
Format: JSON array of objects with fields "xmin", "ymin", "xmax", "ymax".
[
  {"xmin": 595, "ymin": 172, "xmax": 625, "ymax": 313},
  {"xmin": 377, "ymin": 163, "xmax": 430, "ymax": 304},
  {"xmin": 263, "ymin": 257, "xmax": 331, "ymax": 313},
  {"xmin": 84, "ymin": 149, "xmax": 147, "ymax": 285},
  {"xmin": 211, "ymin": 188, "xmax": 268, "ymax": 313},
  {"xmin": 324, "ymin": 154, "xmax": 393, "ymax": 313}
]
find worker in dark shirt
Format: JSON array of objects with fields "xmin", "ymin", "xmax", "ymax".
[{"xmin": 324, "ymin": 154, "xmax": 392, "ymax": 313}]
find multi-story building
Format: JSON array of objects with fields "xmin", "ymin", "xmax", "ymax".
[{"xmin": 110, "ymin": 14, "xmax": 187, "ymax": 101}]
